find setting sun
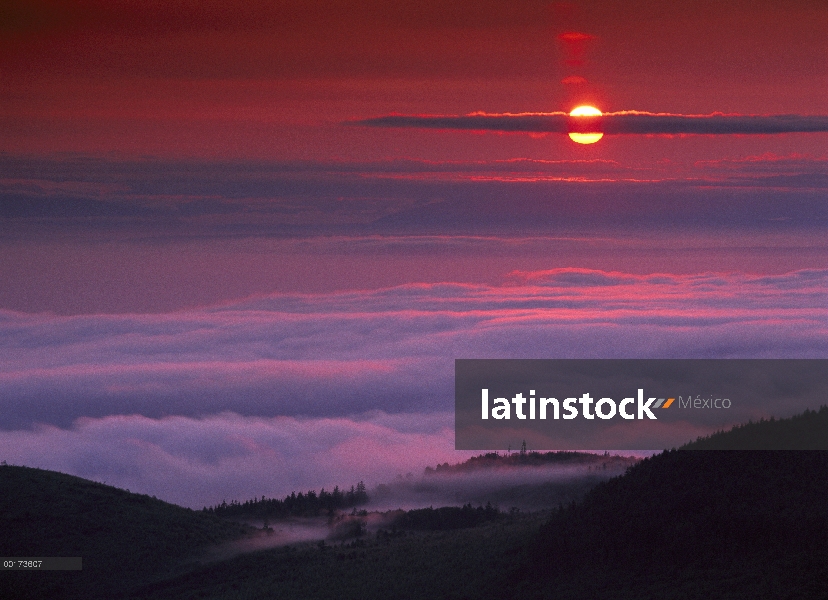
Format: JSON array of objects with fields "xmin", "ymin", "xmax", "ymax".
[{"xmin": 568, "ymin": 105, "xmax": 603, "ymax": 144}]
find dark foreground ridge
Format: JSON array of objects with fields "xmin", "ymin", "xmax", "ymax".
[
  {"xmin": 0, "ymin": 465, "xmax": 252, "ymax": 600},
  {"xmin": 511, "ymin": 407, "xmax": 828, "ymax": 599},
  {"xmin": 518, "ymin": 451, "xmax": 828, "ymax": 599}
]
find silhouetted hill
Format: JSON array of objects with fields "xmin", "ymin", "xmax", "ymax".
[
  {"xmin": 0, "ymin": 465, "xmax": 252, "ymax": 600},
  {"xmin": 517, "ymin": 408, "xmax": 828, "ymax": 599},
  {"xmin": 425, "ymin": 450, "xmax": 637, "ymax": 475},
  {"xmin": 681, "ymin": 405, "xmax": 828, "ymax": 449}
]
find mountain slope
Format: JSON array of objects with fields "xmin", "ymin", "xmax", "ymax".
[
  {"xmin": 681, "ymin": 405, "xmax": 828, "ymax": 449},
  {"xmin": 517, "ymin": 408, "xmax": 828, "ymax": 599},
  {"xmin": 0, "ymin": 465, "xmax": 252, "ymax": 600}
]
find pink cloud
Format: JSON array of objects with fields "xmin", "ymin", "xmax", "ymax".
[{"xmin": 1, "ymin": 268, "xmax": 826, "ymax": 429}]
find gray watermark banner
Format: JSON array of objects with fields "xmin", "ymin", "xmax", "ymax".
[{"xmin": 455, "ymin": 359, "xmax": 828, "ymax": 450}]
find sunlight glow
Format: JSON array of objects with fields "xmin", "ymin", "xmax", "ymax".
[{"xmin": 568, "ymin": 106, "xmax": 603, "ymax": 144}]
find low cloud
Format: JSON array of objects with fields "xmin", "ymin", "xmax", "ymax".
[
  {"xmin": 1, "ymin": 268, "xmax": 827, "ymax": 429},
  {"xmin": 0, "ymin": 409, "xmax": 643, "ymax": 511},
  {"xmin": 367, "ymin": 461, "xmax": 635, "ymax": 512},
  {"xmin": 0, "ymin": 411, "xmax": 462, "ymax": 509}
]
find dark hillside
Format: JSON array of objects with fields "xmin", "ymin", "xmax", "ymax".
[
  {"xmin": 517, "ymin": 409, "xmax": 828, "ymax": 599},
  {"xmin": 682, "ymin": 405, "xmax": 828, "ymax": 449},
  {"xmin": 129, "ymin": 513, "xmax": 547, "ymax": 600},
  {"xmin": 0, "ymin": 465, "xmax": 252, "ymax": 600}
]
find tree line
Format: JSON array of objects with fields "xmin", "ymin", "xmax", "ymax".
[
  {"xmin": 391, "ymin": 503, "xmax": 501, "ymax": 531},
  {"xmin": 424, "ymin": 449, "xmax": 624, "ymax": 474},
  {"xmin": 204, "ymin": 482, "xmax": 369, "ymax": 519}
]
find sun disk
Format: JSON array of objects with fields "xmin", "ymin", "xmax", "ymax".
[{"xmin": 568, "ymin": 106, "xmax": 603, "ymax": 144}]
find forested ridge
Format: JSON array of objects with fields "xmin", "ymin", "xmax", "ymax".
[
  {"xmin": 391, "ymin": 502, "xmax": 502, "ymax": 531},
  {"xmin": 204, "ymin": 449, "xmax": 633, "ymax": 521},
  {"xmin": 203, "ymin": 481, "xmax": 369, "ymax": 519},
  {"xmin": 512, "ymin": 410, "xmax": 828, "ymax": 599},
  {"xmin": 0, "ymin": 465, "xmax": 252, "ymax": 600},
  {"xmin": 425, "ymin": 448, "xmax": 636, "ymax": 475}
]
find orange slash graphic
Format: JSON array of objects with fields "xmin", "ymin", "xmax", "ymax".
[{"xmin": 662, "ymin": 398, "xmax": 674, "ymax": 408}]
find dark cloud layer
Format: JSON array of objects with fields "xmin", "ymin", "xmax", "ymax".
[
  {"xmin": 355, "ymin": 112, "xmax": 828, "ymax": 135},
  {"xmin": 3, "ymin": 155, "xmax": 828, "ymax": 243}
]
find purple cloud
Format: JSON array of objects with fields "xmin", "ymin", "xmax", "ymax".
[{"xmin": 1, "ymin": 268, "xmax": 827, "ymax": 429}]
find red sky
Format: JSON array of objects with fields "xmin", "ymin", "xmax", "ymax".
[
  {"xmin": 2, "ymin": 0, "xmax": 827, "ymax": 160},
  {"xmin": 2, "ymin": 0, "xmax": 827, "ymax": 314}
]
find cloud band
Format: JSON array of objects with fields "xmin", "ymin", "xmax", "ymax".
[{"xmin": 354, "ymin": 112, "xmax": 828, "ymax": 135}]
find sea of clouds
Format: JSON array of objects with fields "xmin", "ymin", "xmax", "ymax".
[{"xmin": 1, "ymin": 267, "xmax": 826, "ymax": 507}]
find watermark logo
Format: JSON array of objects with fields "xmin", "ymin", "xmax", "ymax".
[
  {"xmin": 456, "ymin": 359, "xmax": 822, "ymax": 450},
  {"xmin": 481, "ymin": 389, "xmax": 681, "ymax": 421},
  {"xmin": 480, "ymin": 390, "xmax": 729, "ymax": 422}
]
